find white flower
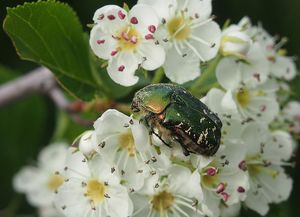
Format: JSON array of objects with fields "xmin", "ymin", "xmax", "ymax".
[
  {"xmin": 93, "ymin": 109, "xmax": 167, "ymax": 191},
  {"xmin": 131, "ymin": 165, "xmax": 206, "ymax": 217},
  {"xmin": 138, "ymin": 0, "xmax": 221, "ymax": 84},
  {"xmin": 283, "ymin": 101, "xmax": 300, "ymax": 135},
  {"xmin": 220, "ymin": 24, "xmax": 252, "ymax": 59},
  {"xmin": 242, "ymin": 123, "xmax": 293, "ymax": 216},
  {"xmin": 238, "ymin": 17, "xmax": 297, "ymax": 81},
  {"xmin": 193, "ymin": 117, "xmax": 249, "ymax": 217},
  {"xmin": 216, "ymin": 57, "xmax": 279, "ymax": 123},
  {"xmin": 78, "ymin": 130, "xmax": 98, "ymax": 155},
  {"xmin": 90, "ymin": 4, "xmax": 165, "ymax": 86},
  {"xmin": 13, "ymin": 144, "xmax": 67, "ymax": 207},
  {"xmin": 55, "ymin": 149, "xmax": 133, "ymax": 217}
]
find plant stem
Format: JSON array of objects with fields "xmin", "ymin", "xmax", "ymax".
[
  {"xmin": 189, "ymin": 54, "xmax": 222, "ymax": 95},
  {"xmin": 152, "ymin": 67, "xmax": 165, "ymax": 84}
]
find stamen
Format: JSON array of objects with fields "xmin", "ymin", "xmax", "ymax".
[
  {"xmin": 118, "ymin": 10, "xmax": 126, "ymax": 20},
  {"xmin": 130, "ymin": 36, "xmax": 138, "ymax": 44},
  {"xmin": 145, "ymin": 34, "xmax": 154, "ymax": 40},
  {"xmin": 98, "ymin": 14, "xmax": 104, "ymax": 20},
  {"xmin": 107, "ymin": 15, "xmax": 116, "ymax": 20},
  {"xmin": 206, "ymin": 167, "xmax": 217, "ymax": 176},
  {"xmin": 148, "ymin": 25, "xmax": 157, "ymax": 33},
  {"xmin": 274, "ymin": 37, "xmax": 288, "ymax": 51},
  {"xmin": 131, "ymin": 17, "xmax": 139, "ymax": 24},
  {"xmin": 260, "ymin": 105, "xmax": 267, "ymax": 112},
  {"xmin": 174, "ymin": 41, "xmax": 183, "ymax": 56},
  {"xmin": 111, "ymin": 50, "xmax": 118, "ymax": 56},
  {"xmin": 175, "ymin": 199, "xmax": 195, "ymax": 211},
  {"xmin": 118, "ymin": 65, "xmax": 125, "ymax": 72},
  {"xmin": 184, "ymin": 41, "xmax": 205, "ymax": 61},
  {"xmin": 171, "ymin": 22, "xmax": 188, "ymax": 39},
  {"xmin": 122, "ymin": 32, "xmax": 130, "ymax": 41},
  {"xmin": 253, "ymin": 73, "xmax": 261, "ymax": 82},
  {"xmin": 97, "ymin": 39, "xmax": 105, "ymax": 45},
  {"xmin": 239, "ymin": 160, "xmax": 248, "ymax": 171},
  {"xmin": 190, "ymin": 17, "xmax": 215, "ymax": 29},
  {"xmin": 190, "ymin": 35, "xmax": 214, "ymax": 47},
  {"xmin": 221, "ymin": 192, "xmax": 230, "ymax": 202},
  {"xmin": 237, "ymin": 186, "xmax": 245, "ymax": 193},
  {"xmin": 216, "ymin": 182, "xmax": 225, "ymax": 194},
  {"xmin": 182, "ymin": 0, "xmax": 190, "ymax": 11},
  {"xmin": 173, "ymin": 204, "xmax": 189, "ymax": 217}
]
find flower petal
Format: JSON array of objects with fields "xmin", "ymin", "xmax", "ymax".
[
  {"xmin": 189, "ymin": 21, "xmax": 221, "ymax": 61},
  {"xmin": 94, "ymin": 109, "xmax": 130, "ymax": 141},
  {"xmin": 131, "ymin": 120, "xmax": 151, "ymax": 152},
  {"xmin": 241, "ymin": 43, "xmax": 269, "ymax": 87},
  {"xmin": 64, "ymin": 148, "xmax": 90, "ymax": 179},
  {"xmin": 163, "ymin": 46, "xmax": 200, "ymax": 84},
  {"xmin": 182, "ymin": 0, "xmax": 212, "ymax": 21},
  {"xmin": 38, "ymin": 143, "xmax": 67, "ymax": 172},
  {"xmin": 264, "ymin": 131, "xmax": 294, "ymax": 162},
  {"xmin": 89, "ymin": 25, "xmax": 118, "ymax": 60},
  {"xmin": 138, "ymin": 42, "xmax": 165, "ymax": 70},
  {"xmin": 221, "ymin": 90, "xmax": 239, "ymax": 115},
  {"xmin": 247, "ymin": 96, "xmax": 279, "ymax": 123},
  {"xmin": 244, "ymin": 189, "xmax": 270, "ymax": 216},
  {"xmin": 93, "ymin": 5, "xmax": 128, "ymax": 34},
  {"xmin": 55, "ymin": 178, "xmax": 90, "ymax": 217},
  {"xmin": 216, "ymin": 57, "xmax": 241, "ymax": 90},
  {"xmin": 256, "ymin": 166, "xmax": 292, "ymax": 203},
  {"xmin": 137, "ymin": 0, "xmax": 177, "ymax": 21},
  {"xmin": 271, "ymin": 56, "xmax": 297, "ymax": 81},
  {"xmin": 13, "ymin": 166, "xmax": 44, "ymax": 193},
  {"xmin": 107, "ymin": 53, "xmax": 139, "ymax": 86},
  {"xmin": 129, "ymin": 4, "xmax": 159, "ymax": 36}
]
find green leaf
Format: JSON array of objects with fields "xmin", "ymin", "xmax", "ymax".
[{"xmin": 3, "ymin": 0, "xmax": 101, "ymax": 100}]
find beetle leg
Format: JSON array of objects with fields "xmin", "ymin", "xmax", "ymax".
[{"xmin": 151, "ymin": 130, "xmax": 172, "ymax": 148}]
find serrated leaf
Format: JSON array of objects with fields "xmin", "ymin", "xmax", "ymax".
[{"xmin": 3, "ymin": 0, "xmax": 101, "ymax": 100}]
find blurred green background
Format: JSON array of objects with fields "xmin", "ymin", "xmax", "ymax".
[{"xmin": 0, "ymin": 0, "xmax": 299, "ymax": 216}]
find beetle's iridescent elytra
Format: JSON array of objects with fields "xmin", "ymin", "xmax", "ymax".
[{"xmin": 131, "ymin": 84, "xmax": 222, "ymax": 156}]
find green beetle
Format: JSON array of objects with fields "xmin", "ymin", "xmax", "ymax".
[{"xmin": 131, "ymin": 84, "xmax": 222, "ymax": 156}]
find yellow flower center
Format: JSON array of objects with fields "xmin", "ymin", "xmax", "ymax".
[
  {"xmin": 119, "ymin": 129, "xmax": 136, "ymax": 157},
  {"xmin": 85, "ymin": 179, "xmax": 107, "ymax": 205},
  {"xmin": 236, "ymin": 88, "xmax": 251, "ymax": 108},
  {"xmin": 202, "ymin": 173, "xmax": 220, "ymax": 189},
  {"xmin": 117, "ymin": 26, "xmax": 141, "ymax": 52},
  {"xmin": 151, "ymin": 191, "xmax": 175, "ymax": 215},
  {"xmin": 167, "ymin": 15, "xmax": 192, "ymax": 41},
  {"xmin": 47, "ymin": 174, "xmax": 64, "ymax": 191}
]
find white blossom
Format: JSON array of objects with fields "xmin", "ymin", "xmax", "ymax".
[
  {"xmin": 90, "ymin": 4, "xmax": 165, "ymax": 86},
  {"xmin": 242, "ymin": 123, "xmax": 293, "ymax": 216},
  {"xmin": 131, "ymin": 165, "xmax": 206, "ymax": 217},
  {"xmin": 138, "ymin": 0, "xmax": 221, "ymax": 84},
  {"xmin": 238, "ymin": 17, "xmax": 297, "ymax": 81},
  {"xmin": 93, "ymin": 109, "xmax": 168, "ymax": 191},
  {"xmin": 13, "ymin": 143, "xmax": 68, "ymax": 208},
  {"xmin": 55, "ymin": 148, "xmax": 133, "ymax": 217},
  {"xmin": 216, "ymin": 58, "xmax": 279, "ymax": 123},
  {"xmin": 78, "ymin": 130, "xmax": 98, "ymax": 156},
  {"xmin": 220, "ymin": 24, "xmax": 252, "ymax": 59},
  {"xmin": 282, "ymin": 101, "xmax": 300, "ymax": 135}
]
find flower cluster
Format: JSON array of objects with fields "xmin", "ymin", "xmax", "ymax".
[
  {"xmin": 13, "ymin": 144, "xmax": 68, "ymax": 217},
  {"xmin": 14, "ymin": 1, "xmax": 299, "ymax": 217},
  {"xmin": 90, "ymin": 0, "xmax": 221, "ymax": 86}
]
